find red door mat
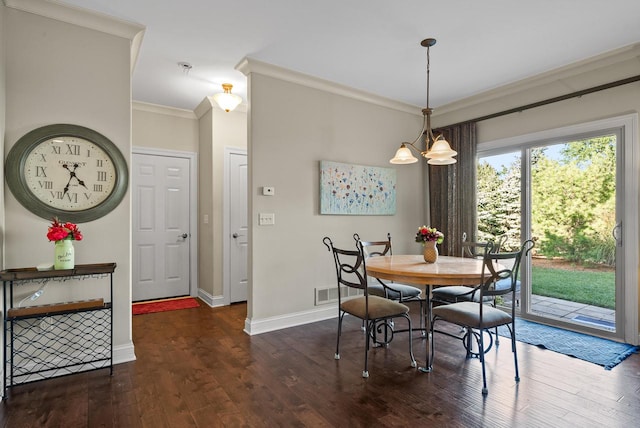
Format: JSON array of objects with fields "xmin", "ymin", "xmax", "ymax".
[{"xmin": 132, "ymin": 297, "xmax": 200, "ymax": 315}]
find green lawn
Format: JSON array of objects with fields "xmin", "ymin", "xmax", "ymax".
[{"xmin": 532, "ymin": 266, "xmax": 615, "ymax": 309}]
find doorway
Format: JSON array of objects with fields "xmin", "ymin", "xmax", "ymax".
[
  {"xmin": 132, "ymin": 148, "xmax": 198, "ymax": 301},
  {"xmin": 476, "ymin": 115, "xmax": 638, "ymax": 344},
  {"xmin": 224, "ymin": 148, "xmax": 248, "ymax": 304}
]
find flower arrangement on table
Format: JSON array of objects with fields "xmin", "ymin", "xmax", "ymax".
[
  {"xmin": 47, "ymin": 217, "xmax": 83, "ymax": 242},
  {"xmin": 415, "ymin": 225, "xmax": 444, "ymax": 245}
]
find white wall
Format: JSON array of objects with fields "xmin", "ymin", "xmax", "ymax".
[
  {"xmin": 133, "ymin": 102, "xmax": 198, "ymax": 152},
  {"xmin": 243, "ymin": 66, "xmax": 427, "ymax": 332},
  {"xmin": 3, "ymin": 4, "xmax": 142, "ymax": 362}
]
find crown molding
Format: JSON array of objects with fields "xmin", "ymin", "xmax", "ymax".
[
  {"xmin": 194, "ymin": 96, "xmax": 247, "ymax": 119},
  {"xmin": 133, "ymin": 101, "xmax": 197, "ymax": 120},
  {"xmin": 4, "ymin": 0, "xmax": 146, "ymax": 74},
  {"xmin": 236, "ymin": 57, "xmax": 421, "ymax": 116},
  {"xmin": 434, "ymin": 42, "xmax": 640, "ymax": 118}
]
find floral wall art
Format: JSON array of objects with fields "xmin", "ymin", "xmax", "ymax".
[{"xmin": 320, "ymin": 160, "xmax": 396, "ymax": 215}]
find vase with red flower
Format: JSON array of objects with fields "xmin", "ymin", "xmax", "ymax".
[
  {"xmin": 415, "ymin": 225, "xmax": 444, "ymax": 264},
  {"xmin": 47, "ymin": 218, "xmax": 83, "ymax": 270}
]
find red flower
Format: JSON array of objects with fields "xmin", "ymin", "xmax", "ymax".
[
  {"xmin": 46, "ymin": 217, "xmax": 83, "ymax": 242},
  {"xmin": 415, "ymin": 225, "xmax": 444, "ymax": 244}
]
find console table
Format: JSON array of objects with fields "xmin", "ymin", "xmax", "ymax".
[{"xmin": 1, "ymin": 263, "xmax": 116, "ymax": 397}]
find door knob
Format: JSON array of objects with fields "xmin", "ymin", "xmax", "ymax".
[
  {"xmin": 180, "ymin": 233, "xmax": 188, "ymax": 239},
  {"xmin": 232, "ymin": 233, "xmax": 239, "ymax": 238}
]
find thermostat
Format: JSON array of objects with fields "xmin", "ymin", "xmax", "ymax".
[{"xmin": 262, "ymin": 186, "xmax": 275, "ymax": 196}]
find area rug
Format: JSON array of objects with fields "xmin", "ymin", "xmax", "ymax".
[
  {"xmin": 132, "ymin": 297, "xmax": 199, "ymax": 315},
  {"xmin": 497, "ymin": 318, "xmax": 638, "ymax": 370}
]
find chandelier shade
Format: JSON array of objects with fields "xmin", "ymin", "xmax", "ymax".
[
  {"xmin": 213, "ymin": 83, "xmax": 242, "ymax": 112},
  {"xmin": 390, "ymin": 143, "xmax": 419, "ymax": 164},
  {"xmin": 390, "ymin": 38, "xmax": 457, "ymax": 166}
]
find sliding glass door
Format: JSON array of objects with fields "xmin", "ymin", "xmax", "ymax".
[{"xmin": 477, "ymin": 128, "xmax": 626, "ymax": 340}]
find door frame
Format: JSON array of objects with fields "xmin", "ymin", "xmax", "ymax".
[
  {"xmin": 132, "ymin": 146, "xmax": 199, "ymax": 298},
  {"xmin": 478, "ymin": 114, "xmax": 638, "ymax": 345},
  {"xmin": 223, "ymin": 147, "xmax": 248, "ymax": 306}
]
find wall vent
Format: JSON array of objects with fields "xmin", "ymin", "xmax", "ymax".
[{"xmin": 315, "ymin": 286, "xmax": 363, "ymax": 305}]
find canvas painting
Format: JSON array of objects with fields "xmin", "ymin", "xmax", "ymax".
[{"xmin": 320, "ymin": 160, "xmax": 396, "ymax": 215}]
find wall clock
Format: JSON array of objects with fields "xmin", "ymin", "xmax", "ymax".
[{"xmin": 5, "ymin": 124, "xmax": 128, "ymax": 223}]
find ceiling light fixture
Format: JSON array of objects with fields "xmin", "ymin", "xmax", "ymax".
[
  {"xmin": 213, "ymin": 83, "xmax": 242, "ymax": 112},
  {"xmin": 390, "ymin": 38, "xmax": 457, "ymax": 165}
]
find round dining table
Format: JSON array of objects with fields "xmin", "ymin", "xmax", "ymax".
[
  {"xmin": 364, "ymin": 254, "xmax": 488, "ymax": 286},
  {"xmin": 365, "ymin": 254, "xmax": 489, "ymax": 372}
]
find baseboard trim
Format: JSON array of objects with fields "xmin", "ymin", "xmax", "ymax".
[
  {"xmin": 113, "ymin": 341, "xmax": 136, "ymax": 365},
  {"xmin": 197, "ymin": 289, "xmax": 225, "ymax": 308},
  {"xmin": 244, "ymin": 305, "xmax": 337, "ymax": 335}
]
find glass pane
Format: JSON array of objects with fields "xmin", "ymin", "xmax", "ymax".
[
  {"xmin": 477, "ymin": 151, "xmax": 522, "ymax": 310},
  {"xmin": 529, "ymin": 136, "xmax": 617, "ymax": 332}
]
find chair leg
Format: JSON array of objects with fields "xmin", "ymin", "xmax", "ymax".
[
  {"xmin": 363, "ymin": 319, "xmax": 371, "ymax": 378},
  {"xmin": 479, "ymin": 328, "xmax": 488, "ymax": 395},
  {"xmin": 509, "ymin": 324, "xmax": 520, "ymax": 382},
  {"xmin": 335, "ymin": 312, "xmax": 345, "ymax": 360},
  {"xmin": 427, "ymin": 318, "xmax": 436, "ymax": 372},
  {"xmin": 403, "ymin": 314, "xmax": 417, "ymax": 368},
  {"xmin": 419, "ymin": 299, "xmax": 427, "ymax": 337}
]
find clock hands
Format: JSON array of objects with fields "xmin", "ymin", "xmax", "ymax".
[{"xmin": 62, "ymin": 163, "xmax": 88, "ymax": 195}]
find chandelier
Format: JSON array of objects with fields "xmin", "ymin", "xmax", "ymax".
[
  {"xmin": 213, "ymin": 83, "xmax": 242, "ymax": 112},
  {"xmin": 390, "ymin": 38, "xmax": 457, "ymax": 165}
]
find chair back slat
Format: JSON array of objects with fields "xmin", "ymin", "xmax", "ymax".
[
  {"xmin": 353, "ymin": 232, "xmax": 392, "ymax": 258},
  {"xmin": 480, "ymin": 239, "xmax": 535, "ymax": 298},
  {"xmin": 323, "ymin": 237, "xmax": 368, "ymax": 293}
]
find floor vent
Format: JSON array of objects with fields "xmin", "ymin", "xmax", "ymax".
[{"xmin": 315, "ymin": 286, "xmax": 363, "ymax": 305}]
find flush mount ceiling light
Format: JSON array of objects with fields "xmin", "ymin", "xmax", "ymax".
[
  {"xmin": 213, "ymin": 83, "xmax": 242, "ymax": 112},
  {"xmin": 390, "ymin": 38, "xmax": 457, "ymax": 166}
]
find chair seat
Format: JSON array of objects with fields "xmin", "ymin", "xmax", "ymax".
[
  {"xmin": 432, "ymin": 286, "xmax": 490, "ymax": 303},
  {"xmin": 368, "ymin": 282, "xmax": 421, "ymax": 301},
  {"xmin": 341, "ymin": 295, "xmax": 409, "ymax": 319},
  {"xmin": 432, "ymin": 301, "xmax": 512, "ymax": 329},
  {"xmin": 495, "ymin": 278, "xmax": 521, "ymax": 292}
]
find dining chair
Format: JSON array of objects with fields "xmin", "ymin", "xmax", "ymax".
[
  {"xmin": 428, "ymin": 239, "xmax": 535, "ymax": 395},
  {"xmin": 431, "ymin": 237, "xmax": 495, "ymax": 306},
  {"xmin": 323, "ymin": 237, "xmax": 417, "ymax": 378},
  {"xmin": 353, "ymin": 233, "xmax": 426, "ymax": 338}
]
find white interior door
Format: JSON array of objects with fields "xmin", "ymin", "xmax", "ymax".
[
  {"xmin": 229, "ymin": 152, "xmax": 248, "ymax": 303},
  {"xmin": 133, "ymin": 153, "xmax": 191, "ymax": 301}
]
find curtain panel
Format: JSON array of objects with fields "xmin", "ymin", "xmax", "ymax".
[{"xmin": 429, "ymin": 123, "xmax": 477, "ymax": 256}]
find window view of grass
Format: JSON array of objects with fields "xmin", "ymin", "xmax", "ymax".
[
  {"xmin": 532, "ymin": 266, "xmax": 615, "ymax": 309},
  {"xmin": 479, "ymin": 136, "xmax": 617, "ymax": 316}
]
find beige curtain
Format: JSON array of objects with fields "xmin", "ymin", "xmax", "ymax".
[{"xmin": 428, "ymin": 122, "xmax": 477, "ymax": 256}]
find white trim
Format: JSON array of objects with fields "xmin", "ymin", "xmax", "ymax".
[
  {"xmin": 435, "ymin": 42, "xmax": 640, "ymax": 117},
  {"xmin": 197, "ymin": 288, "xmax": 226, "ymax": 308},
  {"xmin": 478, "ymin": 113, "xmax": 639, "ymax": 345},
  {"xmin": 133, "ymin": 101, "xmax": 197, "ymax": 119},
  {"xmin": 5, "ymin": 0, "xmax": 145, "ymax": 40},
  {"xmin": 244, "ymin": 305, "xmax": 337, "ymax": 336},
  {"xmin": 131, "ymin": 147, "xmax": 199, "ymax": 299},
  {"xmin": 112, "ymin": 342, "xmax": 136, "ymax": 365},
  {"xmin": 5, "ymin": 0, "xmax": 146, "ymax": 74},
  {"xmin": 223, "ymin": 147, "xmax": 248, "ymax": 306},
  {"xmin": 236, "ymin": 57, "xmax": 421, "ymax": 116}
]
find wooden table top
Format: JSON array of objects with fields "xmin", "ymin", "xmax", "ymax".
[{"xmin": 365, "ymin": 255, "xmax": 487, "ymax": 286}]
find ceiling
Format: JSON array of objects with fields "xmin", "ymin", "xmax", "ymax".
[{"xmin": 60, "ymin": 0, "xmax": 640, "ymax": 112}]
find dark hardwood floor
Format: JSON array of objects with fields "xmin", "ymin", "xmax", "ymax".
[{"xmin": 1, "ymin": 300, "xmax": 639, "ymax": 427}]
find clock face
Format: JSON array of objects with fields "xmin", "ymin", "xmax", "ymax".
[
  {"xmin": 23, "ymin": 136, "xmax": 117, "ymax": 212},
  {"xmin": 5, "ymin": 124, "xmax": 128, "ymax": 222}
]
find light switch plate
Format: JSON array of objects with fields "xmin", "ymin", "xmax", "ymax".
[{"xmin": 259, "ymin": 213, "xmax": 275, "ymax": 225}]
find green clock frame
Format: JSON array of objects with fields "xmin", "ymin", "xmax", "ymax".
[{"xmin": 5, "ymin": 124, "xmax": 129, "ymax": 223}]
